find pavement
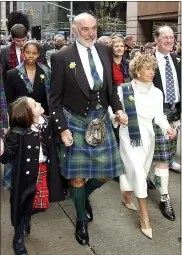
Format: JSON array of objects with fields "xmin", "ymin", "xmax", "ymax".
[{"xmin": 1, "ymin": 134, "xmax": 181, "ymax": 255}]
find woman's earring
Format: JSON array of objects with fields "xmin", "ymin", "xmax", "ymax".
[{"xmin": 137, "ymin": 74, "xmax": 140, "ymax": 78}]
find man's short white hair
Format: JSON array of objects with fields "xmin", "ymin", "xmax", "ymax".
[{"xmin": 73, "ymin": 13, "xmax": 95, "ymax": 27}]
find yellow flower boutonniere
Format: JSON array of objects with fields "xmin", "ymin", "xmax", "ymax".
[
  {"xmin": 40, "ymin": 74, "xmax": 45, "ymax": 81},
  {"xmin": 69, "ymin": 62, "xmax": 76, "ymax": 74},
  {"xmin": 176, "ymin": 57, "xmax": 181, "ymax": 65},
  {"xmin": 128, "ymin": 95, "xmax": 135, "ymax": 102}
]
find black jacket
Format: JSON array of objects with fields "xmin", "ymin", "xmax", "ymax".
[
  {"xmin": 153, "ymin": 53, "xmax": 181, "ymax": 112},
  {"xmin": 49, "ymin": 42, "xmax": 122, "ymax": 133},
  {"xmin": 0, "ymin": 117, "xmax": 64, "ymax": 227}
]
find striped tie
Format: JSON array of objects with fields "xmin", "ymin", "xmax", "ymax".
[
  {"xmin": 164, "ymin": 56, "xmax": 175, "ymax": 105},
  {"xmin": 20, "ymin": 49, "xmax": 24, "ymax": 63},
  {"xmin": 87, "ymin": 48, "xmax": 103, "ymax": 91}
]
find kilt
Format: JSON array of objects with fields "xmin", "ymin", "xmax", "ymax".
[
  {"xmin": 153, "ymin": 123, "xmax": 177, "ymax": 162},
  {"xmin": 58, "ymin": 108, "xmax": 125, "ymax": 179}
]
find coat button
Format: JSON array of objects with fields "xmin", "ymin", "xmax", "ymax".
[
  {"xmin": 58, "ymin": 127, "xmax": 61, "ymax": 130},
  {"xmin": 26, "ymin": 171, "xmax": 30, "ymax": 175},
  {"xmin": 53, "ymin": 112, "xmax": 55, "ymax": 115},
  {"xmin": 48, "ymin": 159, "xmax": 50, "ymax": 163},
  {"xmin": 27, "ymin": 145, "xmax": 31, "ymax": 149},
  {"xmin": 27, "ymin": 158, "xmax": 30, "ymax": 162},
  {"xmin": 35, "ymin": 146, "xmax": 39, "ymax": 149},
  {"xmin": 56, "ymin": 119, "xmax": 58, "ymax": 122},
  {"xmin": 85, "ymin": 113, "xmax": 87, "ymax": 115},
  {"xmin": 49, "ymin": 136, "xmax": 51, "ymax": 139}
]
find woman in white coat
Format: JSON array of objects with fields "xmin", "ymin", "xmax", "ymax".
[{"xmin": 109, "ymin": 55, "xmax": 177, "ymax": 239}]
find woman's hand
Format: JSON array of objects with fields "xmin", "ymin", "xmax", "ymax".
[
  {"xmin": 0, "ymin": 138, "xmax": 4, "ymax": 156},
  {"xmin": 60, "ymin": 129, "xmax": 73, "ymax": 146},
  {"xmin": 167, "ymin": 128, "xmax": 177, "ymax": 140},
  {"xmin": 115, "ymin": 110, "xmax": 128, "ymax": 126}
]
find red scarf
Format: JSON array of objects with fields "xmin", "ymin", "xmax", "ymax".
[{"xmin": 9, "ymin": 42, "xmax": 19, "ymax": 69}]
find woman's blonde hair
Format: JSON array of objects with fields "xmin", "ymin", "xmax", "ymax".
[
  {"xmin": 129, "ymin": 54, "xmax": 158, "ymax": 78},
  {"xmin": 111, "ymin": 36, "xmax": 125, "ymax": 48}
]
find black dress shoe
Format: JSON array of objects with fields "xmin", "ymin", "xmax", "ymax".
[
  {"xmin": 75, "ymin": 221, "xmax": 89, "ymax": 246},
  {"xmin": 147, "ymin": 177, "xmax": 156, "ymax": 190},
  {"xmin": 23, "ymin": 222, "xmax": 31, "ymax": 238},
  {"xmin": 160, "ymin": 195, "xmax": 175, "ymax": 221},
  {"xmin": 85, "ymin": 200, "xmax": 93, "ymax": 222},
  {"xmin": 113, "ymin": 177, "xmax": 119, "ymax": 183},
  {"xmin": 13, "ymin": 238, "xmax": 28, "ymax": 255}
]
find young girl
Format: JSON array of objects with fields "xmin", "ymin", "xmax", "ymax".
[{"xmin": 0, "ymin": 96, "xmax": 64, "ymax": 255}]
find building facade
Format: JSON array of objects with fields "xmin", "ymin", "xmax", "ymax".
[
  {"xmin": 0, "ymin": 1, "xmax": 17, "ymax": 36},
  {"xmin": 126, "ymin": 1, "xmax": 181, "ymax": 43},
  {"xmin": 16, "ymin": 1, "xmax": 59, "ymax": 39}
]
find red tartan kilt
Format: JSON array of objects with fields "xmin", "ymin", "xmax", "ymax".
[{"xmin": 33, "ymin": 163, "xmax": 49, "ymax": 209}]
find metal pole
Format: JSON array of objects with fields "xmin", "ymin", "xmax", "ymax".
[{"xmin": 70, "ymin": 1, "xmax": 73, "ymax": 42}]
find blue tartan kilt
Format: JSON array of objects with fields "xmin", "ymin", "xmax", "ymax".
[
  {"xmin": 58, "ymin": 108, "xmax": 125, "ymax": 179},
  {"xmin": 153, "ymin": 123, "xmax": 177, "ymax": 162}
]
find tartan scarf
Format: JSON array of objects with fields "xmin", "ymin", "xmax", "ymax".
[
  {"xmin": 0, "ymin": 66, "xmax": 8, "ymax": 128},
  {"xmin": 9, "ymin": 42, "xmax": 19, "ymax": 69},
  {"xmin": 121, "ymin": 82, "xmax": 142, "ymax": 147},
  {"xmin": 15, "ymin": 62, "xmax": 51, "ymax": 107}
]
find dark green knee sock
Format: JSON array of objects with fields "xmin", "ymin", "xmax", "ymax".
[
  {"xmin": 70, "ymin": 186, "xmax": 87, "ymax": 222},
  {"xmin": 85, "ymin": 179, "xmax": 104, "ymax": 201}
]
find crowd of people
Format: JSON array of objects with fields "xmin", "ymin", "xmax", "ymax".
[{"xmin": 0, "ymin": 10, "xmax": 181, "ymax": 255}]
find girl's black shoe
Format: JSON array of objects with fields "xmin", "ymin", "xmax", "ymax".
[{"xmin": 13, "ymin": 238, "xmax": 28, "ymax": 255}]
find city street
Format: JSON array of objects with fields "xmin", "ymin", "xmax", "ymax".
[{"xmin": 1, "ymin": 136, "xmax": 180, "ymax": 255}]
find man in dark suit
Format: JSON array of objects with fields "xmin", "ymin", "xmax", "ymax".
[
  {"xmin": 49, "ymin": 13, "xmax": 127, "ymax": 246},
  {"xmin": 152, "ymin": 25, "xmax": 181, "ymax": 221},
  {"xmin": 1, "ymin": 24, "xmax": 28, "ymax": 85}
]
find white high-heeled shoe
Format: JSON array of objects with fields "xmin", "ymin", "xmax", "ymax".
[
  {"xmin": 121, "ymin": 191, "xmax": 137, "ymax": 211},
  {"xmin": 140, "ymin": 216, "xmax": 152, "ymax": 239}
]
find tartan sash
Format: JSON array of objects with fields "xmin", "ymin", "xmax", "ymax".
[
  {"xmin": 0, "ymin": 72, "xmax": 8, "ymax": 128},
  {"xmin": 15, "ymin": 62, "xmax": 51, "ymax": 108},
  {"xmin": 121, "ymin": 83, "xmax": 142, "ymax": 147},
  {"xmin": 9, "ymin": 42, "xmax": 19, "ymax": 69}
]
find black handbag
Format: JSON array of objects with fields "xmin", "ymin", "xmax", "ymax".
[{"xmin": 164, "ymin": 107, "xmax": 180, "ymax": 123}]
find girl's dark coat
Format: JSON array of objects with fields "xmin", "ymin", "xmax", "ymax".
[{"xmin": 0, "ymin": 117, "xmax": 64, "ymax": 227}]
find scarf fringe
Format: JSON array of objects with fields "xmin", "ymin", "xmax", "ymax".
[{"xmin": 130, "ymin": 139, "xmax": 143, "ymax": 147}]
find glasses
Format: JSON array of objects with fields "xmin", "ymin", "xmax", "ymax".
[{"xmin": 160, "ymin": 36, "xmax": 174, "ymax": 41}]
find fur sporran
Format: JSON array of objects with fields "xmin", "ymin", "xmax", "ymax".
[{"xmin": 85, "ymin": 116, "xmax": 107, "ymax": 146}]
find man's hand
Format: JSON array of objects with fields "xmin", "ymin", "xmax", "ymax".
[
  {"xmin": 0, "ymin": 138, "xmax": 4, "ymax": 156},
  {"xmin": 167, "ymin": 128, "xmax": 177, "ymax": 140},
  {"xmin": 115, "ymin": 110, "xmax": 128, "ymax": 126},
  {"xmin": 60, "ymin": 129, "xmax": 73, "ymax": 146}
]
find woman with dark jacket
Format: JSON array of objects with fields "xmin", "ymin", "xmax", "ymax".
[
  {"xmin": 111, "ymin": 36, "xmax": 131, "ymax": 86},
  {"xmin": 5, "ymin": 40, "xmax": 50, "ymax": 115}
]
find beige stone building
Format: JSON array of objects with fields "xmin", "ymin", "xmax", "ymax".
[
  {"xmin": 126, "ymin": 1, "xmax": 181, "ymax": 43},
  {"xmin": 0, "ymin": 1, "xmax": 17, "ymax": 36}
]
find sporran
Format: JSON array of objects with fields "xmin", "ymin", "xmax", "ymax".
[{"xmin": 85, "ymin": 114, "xmax": 107, "ymax": 146}]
